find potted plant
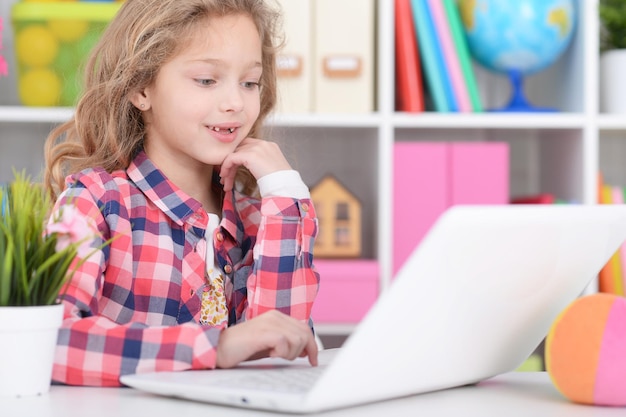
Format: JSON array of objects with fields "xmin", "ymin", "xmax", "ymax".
[
  {"xmin": 0, "ymin": 172, "xmax": 97, "ymax": 397},
  {"xmin": 599, "ymin": 0, "xmax": 626, "ymax": 113}
]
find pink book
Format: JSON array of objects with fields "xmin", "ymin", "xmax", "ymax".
[
  {"xmin": 427, "ymin": 0, "xmax": 472, "ymax": 112},
  {"xmin": 612, "ymin": 185, "xmax": 623, "ymax": 205}
]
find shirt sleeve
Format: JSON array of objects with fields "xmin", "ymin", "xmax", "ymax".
[
  {"xmin": 257, "ymin": 169, "xmax": 311, "ymax": 199},
  {"xmin": 51, "ymin": 183, "xmax": 221, "ymax": 387},
  {"xmin": 242, "ymin": 192, "xmax": 320, "ymax": 323}
]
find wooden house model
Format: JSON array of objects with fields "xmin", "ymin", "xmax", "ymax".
[{"xmin": 310, "ymin": 175, "xmax": 362, "ymax": 258}]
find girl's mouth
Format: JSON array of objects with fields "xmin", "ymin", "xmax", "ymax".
[
  {"xmin": 210, "ymin": 126, "xmax": 235, "ymax": 134},
  {"xmin": 208, "ymin": 125, "xmax": 238, "ymax": 143}
]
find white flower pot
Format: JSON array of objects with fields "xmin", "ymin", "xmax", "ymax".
[
  {"xmin": 0, "ymin": 304, "xmax": 64, "ymax": 397},
  {"xmin": 600, "ymin": 49, "xmax": 626, "ymax": 113}
]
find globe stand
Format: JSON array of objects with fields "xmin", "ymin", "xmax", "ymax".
[{"xmin": 490, "ymin": 70, "xmax": 557, "ymax": 113}]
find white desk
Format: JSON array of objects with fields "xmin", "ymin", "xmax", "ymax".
[{"xmin": 2, "ymin": 372, "xmax": 624, "ymax": 417}]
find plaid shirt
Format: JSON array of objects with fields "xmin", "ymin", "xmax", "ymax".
[{"xmin": 52, "ymin": 151, "xmax": 319, "ymax": 387}]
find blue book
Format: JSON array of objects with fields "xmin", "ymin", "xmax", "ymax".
[{"xmin": 410, "ymin": 0, "xmax": 457, "ymax": 112}]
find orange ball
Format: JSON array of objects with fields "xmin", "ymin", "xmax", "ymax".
[{"xmin": 546, "ymin": 293, "xmax": 626, "ymax": 406}]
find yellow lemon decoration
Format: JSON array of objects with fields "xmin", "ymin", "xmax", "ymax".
[
  {"xmin": 15, "ymin": 25, "xmax": 59, "ymax": 67},
  {"xmin": 19, "ymin": 68, "xmax": 62, "ymax": 107},
  {"xmin": 11, "ymin": 0, "xmax": 123, "ymax": 106},
  {"xmin": 48, "ymin": 19, "xmax": 89, "ymax": 43}
]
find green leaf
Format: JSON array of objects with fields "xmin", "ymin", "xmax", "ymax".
[
  {"xmin": 0, "ymin": 237, "xmax": 13, "ymax": 306},
  {"xmin": 599, "ymin": 0, "xmax": 626, "ymax": 51}
]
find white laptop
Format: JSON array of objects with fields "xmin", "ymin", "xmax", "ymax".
[{"xmin": 121, "ymin": 204, "xmax": 626, "ymax": 413}]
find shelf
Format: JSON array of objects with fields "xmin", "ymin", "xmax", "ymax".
[
  {"xmin": 0, "ymin": 110, "xmax": 380, "ymax": 130},
  {"xmin": 598, "ymin": 114, "xmax": 626, "ymax": 131},
  {"xmin": 314, "ymin": 323, "xmax": 357, "ymax": 336},
  {"xmin": 0, "ymin": 106, "xmax": 397, "ymax": 127},
  {"xmin": 0, "ymin": 106, "xmax": 385, "ymax": 128},
  {"xmin": 392, "ymin": 112, "xmax": 586, "ymax": 130},
  {"xmin": 0, "ymin": 106, "xmax": 587, "ymax": 130},
  {"xmin": 268, "ymin": 113, "xmax": 383, "ymax": 128},
  {"xmin": 0, "ymin": 106, "xmax": 74, "ymax": 123}
]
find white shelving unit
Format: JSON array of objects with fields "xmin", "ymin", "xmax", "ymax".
[{"xmin": 0, "ymin": 0, "xmax": 623, "ymax": 336}]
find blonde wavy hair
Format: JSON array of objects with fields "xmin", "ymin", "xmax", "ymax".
[{"xmin": 44, "ymin": 0, "xmax": 282, "ymax": 199}]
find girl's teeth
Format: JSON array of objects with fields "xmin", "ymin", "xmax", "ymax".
[{"xmin": 213, "ymin": 127, "xmax": 235, "ymax": 133}]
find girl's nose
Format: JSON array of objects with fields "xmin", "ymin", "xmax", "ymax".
[{"xmin": 218, "ymin": 84, "xmax": 244, "ymax": 113}]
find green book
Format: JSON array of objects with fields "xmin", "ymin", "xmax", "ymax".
[{"xmin": 443, "ymin": 0, "xmax": 483, "ymax": 112}]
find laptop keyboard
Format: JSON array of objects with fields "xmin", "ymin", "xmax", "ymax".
[{"xmin": 222, "ymin": 366, "xmax": 325, "ymax": 393}]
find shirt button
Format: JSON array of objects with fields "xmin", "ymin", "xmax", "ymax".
[
  {"xmin": 224, "ymin": 264, "xmax": 233, "ymax": 274},
  {"xmin": 301, "ymin": 202, "xmax": 309, "ymax": 212},
  {"xmin": 190, "ymin": 289, "xmax": 195, "ymax": 296},
  {"xmin": 216, "ymin": 232, "xmax": 224, "ymax": 242}
]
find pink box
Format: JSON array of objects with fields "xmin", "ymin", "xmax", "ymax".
[
  {"xmin": 393, "ymin": 142, "xmax": 448, "ymax": 274},
  {"xmin": 392, "ymin": 141, "xmax": 509, "ymax": 275},
  {"xmin": 450, "ymin": 142, "xmax": 509, "ymax": 205},
  {"xmin": 311, "ymin": 259, "xmax": 379, "ymax": 323}
]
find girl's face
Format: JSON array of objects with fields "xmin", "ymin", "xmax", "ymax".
[{"xmin": 138, "ymin": 13, "xmax": 262, "ymax": 178}]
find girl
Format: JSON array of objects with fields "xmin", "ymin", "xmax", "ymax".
[{"xmin": 44, "ymin": 0, "xmax": 319, "ymax": 387}]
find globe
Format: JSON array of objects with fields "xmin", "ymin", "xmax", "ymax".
[{"xmin": 458, "ymin": 0, "xmax": 576, "ymax": 112}]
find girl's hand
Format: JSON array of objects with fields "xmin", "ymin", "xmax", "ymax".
[
  {"xmin": 219, "ymin": 138, "xmax": 292, "ymax": 192},
  {"xmin": 215, "ymin": 310, "xmax": 319, "ymax": 368}
]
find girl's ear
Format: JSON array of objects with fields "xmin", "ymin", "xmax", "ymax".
[{"xmin": 129, "ymin": 90, "xmax": 150, "ymax": 111}]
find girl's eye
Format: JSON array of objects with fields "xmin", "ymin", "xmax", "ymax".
[
  {"xmin": 242, "ymin": 81, "xmax": 260, "ymax": 89},
  {"xmin": 196, "ymin": 78, "xmax": 215, "ymax": 86}
]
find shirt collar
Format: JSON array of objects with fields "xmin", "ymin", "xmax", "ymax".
[{"xmin": 126, "ymin": 150, "xmax": 203, "ymax": 226}]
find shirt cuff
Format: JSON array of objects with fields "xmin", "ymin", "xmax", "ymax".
[{"xmin": 257, "ymin": 170, "xmax": 311, "ymax": 199}]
